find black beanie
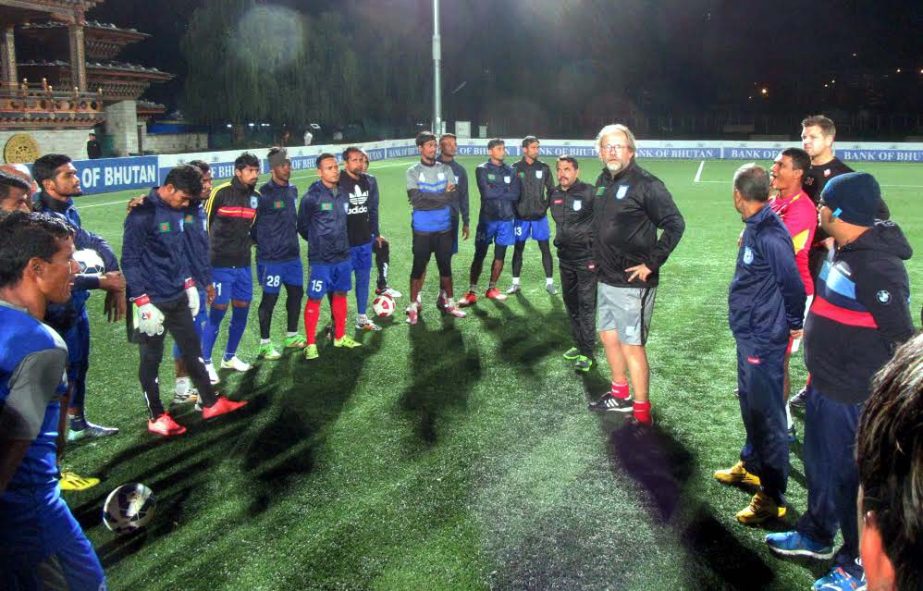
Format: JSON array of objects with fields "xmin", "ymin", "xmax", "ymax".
[{"xmin": 820, "ymin": 172, "xmax": 880, "ymax": 227}]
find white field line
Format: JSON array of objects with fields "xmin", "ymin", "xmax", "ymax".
[{"xmin": 693, "ymin": 160, "xmax": 705, "ymax": 183}]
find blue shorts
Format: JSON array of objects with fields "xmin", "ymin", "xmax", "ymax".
[
  {"xmin": 514, "ymin": 217, "xmax": 551, "ymax": 242},
  {"xmin": 0, "ymin": 488, "xmax": 106, "ymax": 590},
  {"xmin": 212, "ymin": 266, "xmax": 253, "ymax": 305},
  {"xmin": 307, "ymin": 260, "xmax": 352, "ymax": 299},
  {"xmin": 349, "ymin": 240, "xmax": 374, "ymax": 272},
  {"xmin": 475, "ymin": 219, "xmax": 515, "ymax": 247},
  {"xmin": 257, "ymin": 258, "xmax": 304, "ymax": 294}
]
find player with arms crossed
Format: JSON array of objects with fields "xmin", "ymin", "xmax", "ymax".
[
  {"xmin": 549, "ymin": 156, "xmax": 597, "ymax": 372},
  {"xmin": 509, "ymin": 135, "xmax": 557, "ymax": 295},
  {"xmin": 202, "ymin": 152, "xmax": 261, "ymax": 380},
  {"xmin": 405, "ymin": 132, "xmax": 464, "ymax": 322},
  {"xmin": 298, "ymin": 154, "xmax": 362, "ymax": 359},
  {"xmin": 459, "ymin": 138, "xmax": 521, "ymax": 306},
  {"xmin": 252, "ymin": 147, "xmax": 306, "ymax": 359}
]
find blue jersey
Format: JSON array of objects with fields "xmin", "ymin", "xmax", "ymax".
[
  {"xmin": 0, "ymin": 302, "xmax": 68, "ymax": 492},
  {"xmin": 253, "ymin": 179, "xmax": 300, "ymax": 262}
]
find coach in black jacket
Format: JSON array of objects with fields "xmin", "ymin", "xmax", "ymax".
[
  {"xmin": 548, "ymin": 155, "xmax": 596, "ymax": 372},
  {"xmin": 587, "ymin": 124, "xmax": 685, "ymax": 426},
  {"xmin": 766, "ymin": 172, "xmax": 914, "ymax": 589}
]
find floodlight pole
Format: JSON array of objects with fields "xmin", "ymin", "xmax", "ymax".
[{"xmin": 432, "ymin": 0, "xmax": 442, "ymax": 135}]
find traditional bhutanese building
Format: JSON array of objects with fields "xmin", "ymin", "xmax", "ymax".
[{"xmin": 0, "ymin": 1, "xmax": 172, "ymax": 160}]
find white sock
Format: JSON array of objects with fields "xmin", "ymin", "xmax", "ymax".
[
  {"xmin": 469, "ymin": 284, "xmax": 477, "ymax": 292},
  {"xmin": 286, "ymin": 331, "xmax": 298, "ymax": 338},
  {"xmin": 260, "ymin": 338, "xmax": 271, "ymax": 345},
  {"xmin": 546, "ymin": 277, "xmax": 554, "ymax": 285},
  {"xmin": 446, "ymin": 298, "xmax": 455, "ymax": 308},
  {"xmin": 358, "ymin": 313, "xmax": 368, "ymax": 322},
  {"xmin": 511, "ymin": 277, "xmax": 520, "ymax": 285}
]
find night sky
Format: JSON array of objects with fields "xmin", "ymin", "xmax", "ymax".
[{"xmin": 88, "ymin": 0, "xmax": 923, "ymax": 122}]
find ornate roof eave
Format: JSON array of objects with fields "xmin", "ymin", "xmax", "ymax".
[{"xmin": 0, "ymin": 1, "xmax": 101, "ymax": 23}]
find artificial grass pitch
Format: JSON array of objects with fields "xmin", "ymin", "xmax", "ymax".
[{"xmin": 62, "ymin": 156, "xmax": 922, "ymax": 590}]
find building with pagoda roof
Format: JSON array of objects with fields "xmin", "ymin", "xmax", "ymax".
[{"xmin": 0, "ymin": 0, "xmax": 173, "ymax": 161}]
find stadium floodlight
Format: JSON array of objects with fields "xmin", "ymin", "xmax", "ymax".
[{"xmin": 432, "ymin": 0, "xmax": 442, "ymax": 135}]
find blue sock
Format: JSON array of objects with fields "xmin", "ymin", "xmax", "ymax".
[
  {"xmin": 202, "ymin": 306, "xmax": 227, "ymax": 363},
  {"xmin": 355, "ymin": 268, "xmax": 371, "ymax": 316},
  {"xmin": 224, "ymin": 305, "xmax": 250, "ymax": 361}
]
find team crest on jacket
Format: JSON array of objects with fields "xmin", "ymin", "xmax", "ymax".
[
  {"xmin": 743, "ymin": 246, "xmax": 754, "ymax": 264},
  {"xmin": 876, "ymin": 290, "xmax": 891, "ymax": 304},
  {"xmin": 616, "ymin": 185, "xmax": 629, "ymax": 200},
  {"xmin": 250, "ymin": 196, "xmax": 259, "ymax": 209},
  {"xmin": 573, "ymin": 199, "xmax": 582, "ymax": 211}
]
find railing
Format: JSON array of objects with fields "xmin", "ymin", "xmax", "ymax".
[{"xmin": 0, "ymin": 79, "xmax": 104, "ymax": 117}]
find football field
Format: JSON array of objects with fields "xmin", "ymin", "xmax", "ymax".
[{"xmin": 64, "ymin": 156, "xmax": 922, "ymax": 590}]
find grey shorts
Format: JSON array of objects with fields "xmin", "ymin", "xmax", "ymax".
[{"xmin": 596, "ymin": 283, "xmax": 658, "ymax": 345}]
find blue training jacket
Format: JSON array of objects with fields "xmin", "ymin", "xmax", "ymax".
[
  {"xmin": 253, "ymin": 179, "xmax": 300, "ymax": 262},
  {"xmin": 121, "ymin": 188, "xmax": 192, "ymax": 303},
  {"xmin": 475, "ymin": 160, "xmax": 521, "ymax": 221},
  {"xmin": 181, "ymin": 201, "xmax": 211, "ymax": 287},
  {"xmin": 297, "ymin": 180, "xmax": 350, "ymax": 264},
  {"xmin": 728, "ymin": 205, "xmax": 806, "ymax": 348}
]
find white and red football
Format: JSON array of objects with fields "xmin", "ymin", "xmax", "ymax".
[{"xmin": 372, "ymin": 294, "xmax": 395, "ymax": 318}]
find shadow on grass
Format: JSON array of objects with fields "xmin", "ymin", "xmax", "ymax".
[
  {"xmin": 238, "ymin": 330, "xmax": 381, "ymax": 516},
  {"xmin": 607, "ymin": 419, "xmax": 777, "ymax": 589},
  {"xmin": 398, "ymin": 321, "xmax": 480, "ymax": 448}
]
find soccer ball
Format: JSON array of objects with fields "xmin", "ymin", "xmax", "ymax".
[
  {"xmin": 372, "ymin": 294, "xmax": 395, "ymax": 318},
  {"xmin": 103, "ymin": 483, "xmax": 156, "ymax": 534},
  {"xmin": 74, "ymin": 248, "xmax": 106, "ymax": 276}
]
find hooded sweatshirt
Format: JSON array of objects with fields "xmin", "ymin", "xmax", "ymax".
[{"xmin": 804, "ymin": 220, "xmax": 914, "ymax": 403}]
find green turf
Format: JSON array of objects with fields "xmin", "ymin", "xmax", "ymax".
[{"xmin": 62, "ymin": 156, "xmax": 922, "ymax": 590}]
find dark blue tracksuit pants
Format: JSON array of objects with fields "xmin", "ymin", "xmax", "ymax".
[
  {"xmin": 735, "ymin": 340, "xmax": 789, "ymax": 506},
  {"xmin": 64, "ymin": 308, "xmax": 90, "ymax": 413},
  {"xmin": 796, "ymin": 385, "xmax": 863, "ymax": 578}
]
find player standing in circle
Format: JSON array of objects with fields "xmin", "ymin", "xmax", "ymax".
[
  {"xmin": 0, "ymin": 212, "xmax": 107, "ymax": 589},
  {"xmin": 405, "ymin": 131, "xmax": 465, "ymax": 323},
  {"xmin": 437, "ymin": 133, "xmax": 470, "ymax": 307},
  {"xmin": 202, "ymin": 152, "xmax": 261, "ymax": 381},
  {"xmin": 587, "ymin": 124, "xmax": 685, "ymax": 426},
  {"xmin": 298, "ymin": 153, "xmax": 362, "ymax": 359},
  {"xmin": 33, "ymin": 153, "xmax": 125, "ymax": 441},
  {"xmin": 362, "ymin": 151, "xmax": 402, "ymax": 300},
  {"xmin": 765, "ymin": 173, "xmax": 913, "ymax": 590},
  {"xmin": 340, "ymin": 146, "xmax": 384, "ymax": 331},
  {"xmin": 509, "ymin": 136, "xmax": 557, "ymax": 295},
  {"xmin": 252, "ymin": 147, "xmax": 306, "ymax": 360},
  {"xmin": 459, "ymin": 138, "xmax": 521, "ymax": 306},
  {"xmin": 767, "ymin": 148, "xmax": 816, "ymax": 440},
  {"xmin": 549, "ymin": 156, "xmax": 597, "ymax": 372},
  {"xmin": 122, "ymin": 166, "xmax": 248, "ymax": 436},
  {"xmin": 715, "ymin": 164, "xmax": 805, "ymax": 524},
  {"xmin": 791, "ymin": 115, "xmax": 889, "ymax": 408},
  {"xmin": 170, "ymin": 160, "xmax": 214, "ymax": 405}
]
